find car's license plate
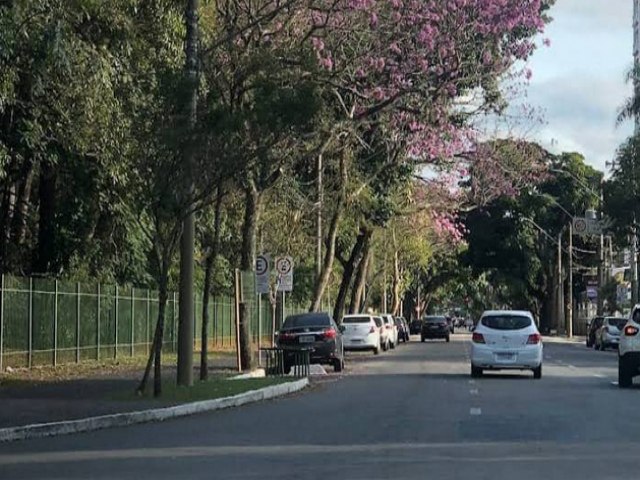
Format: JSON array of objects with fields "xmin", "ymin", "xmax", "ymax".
[
  {"xmin": 351, "ymin": 339, "xmax": 362, "ymax": 343},
  {"xmin": 496, "ymin": 352, "xmax": 515, "ymax": 361},
  {"xmin": 299, "ymin": 335, "xmax": 315, "ymax": 343}
]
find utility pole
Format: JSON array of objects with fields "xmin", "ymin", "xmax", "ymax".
[
  {"xmin": 633, "ymin": 218, "xmax": 638, "ymax": 305},
  {"xmin": 568, "ymin": 222, "xmax": 573, "ymax": 338},
  {"xmin": 557, "ymin": 232, "xmax": 563, "ymax": 333},
  {"xmin": 177, "ymin": 0, "xmax": 199, "ymax": 387}
]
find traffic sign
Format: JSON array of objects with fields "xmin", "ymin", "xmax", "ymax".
[
  {"xmin": 572, "ymin": 217, "xmax": 588, "ymax": 236},
  {"xmin": 255, "ymin": 254, "xmax": 270, "ymax": 294},
  {"xmin": 275, "ymin": 256, "xmax": 294, "ymax": 292}
]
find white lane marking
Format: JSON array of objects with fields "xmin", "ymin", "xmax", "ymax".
[
  {"xmin": 593, "ymin": 374, "xmax": 605, "ymax": 378},
  {"xmin": 470, "ymin": 389, "xmax": 479, "ymax": 395},
  {"xmin": 611, "ymin": 381, "xmax": 619, "ymax": 386},
  {"xmin": 468, "ymin": 380, "xmax": 476, "ymax": 385},
  {"xmin": 470, "ymin": 408, "xmax": 482, "ymax": 416}
]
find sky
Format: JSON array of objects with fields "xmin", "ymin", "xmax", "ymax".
[{"xmin": 525, "ymin": 0, "xmax": 635, "ymax": 172}]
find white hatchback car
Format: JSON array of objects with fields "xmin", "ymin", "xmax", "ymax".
[
  {"xmin": 381, "ymin": 314, "xmax": 398, "ymax": 349},
  {"xmin": 342, "ymin": 314, "xmax": 382, "ymax": 354},
  {"xmin": 618, "ymin": 305, "xmax": 640, "ymax": 388},
  {"xmin": 470, "ymin": 310, "xmax": 543, "ymax": 379}
]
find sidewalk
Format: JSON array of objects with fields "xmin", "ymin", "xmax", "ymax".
[
  {"xmin": 0, "ymin": 357, "xmax": 238, "ymax": 430},
  {"xmin": 542, "ymin": 335, "xmax": 586, "ymax": 345}
]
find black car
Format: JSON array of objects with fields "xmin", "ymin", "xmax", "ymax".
[
  {"xmin": 586, "ymin": 316, "xmax": 604, "ymax": 348},
  {"xmin": 395, "ymin": 317, "xmax": 410, "ymax": 343},
  {"xmin": 409, "ymin": 319, "xmax": 423, "ymax": 335},
  {"xmin": 421, "ymin": 315, "xmax": 451, "ymax": 342},
  {"xmin": 276, "ymin": 312, "xmax": 345, "ymax": 372}
]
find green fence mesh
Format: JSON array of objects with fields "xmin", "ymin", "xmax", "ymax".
[{"xmin": 0, "ymin": 273, "xmax": 321, "ymax": 370}]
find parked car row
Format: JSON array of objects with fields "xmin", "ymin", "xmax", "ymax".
[{"xmin": 274, "ymin": 312, "xmax": 411, "ymax": 373}]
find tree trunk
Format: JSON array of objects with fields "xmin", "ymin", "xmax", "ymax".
[
  {"xmin": 33, "ymin": 162, "xmax": 57, "ymax": 274},
  {"xmin": 239, "ymin": 182, "xmax": 260, "ymax": 371},
  {"xmin": 200, "ymin": 190, "xmax": 224, "ymax": 380},
  {"xmin": 177, "ymin": 0, "xmax": 200, "ymax": 388},
  {"xmin": 310, "ymin": 154, "xmax": 347, "ymax": 311},
  {"xmin": 137, "ymin": 267, "xmax": 169, "ymax": 397},
  {"xmin": 391, "ymin": 250, "xmax": 401, "ymax": 315},
  {"xmin": 349, "ymin": 236, "xmax": 372, "ymax": 314},
  {"xmin": 333, "ymin": 228, "xmax": 369, "ymax": 322},
  {"xmin": 10, "ymin": 160, "xmax": 35, "ymax": 247}
]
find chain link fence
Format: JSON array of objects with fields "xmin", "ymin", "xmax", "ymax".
[{"xmin": 0, "ymin": 273, "xmax": 325, "ymax": 371}]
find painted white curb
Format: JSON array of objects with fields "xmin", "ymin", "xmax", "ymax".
[{"xmin": 0, "ymin": 377, "xmax": 308, "ymax": 443}]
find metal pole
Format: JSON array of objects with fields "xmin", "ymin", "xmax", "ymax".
[
  {"xmin": 234, "ymin": 269, "xmax": 242, "ymax": 372},
  {"xmin": 173, "ymin": 291, "xmax": 177, "ymax": 352},
  {"xmin": 76, "ymin": 282, "xmax": 81, "ymax": 363},
  {"xmin": 282, "ymin": 291, "xmax": 286, "ymax": 326},
  {"xmin": 568, "ymin": 223, "xmax": 573, "ymax": 338},
  {"xmin": 114, "ymin": 285, "xmax": 119, "ymax": 359},
  {"xmin": 96, "ymin": 283, "xmax": 100, "ymax": 361},
  {"xmin": 130, "ymin": 288, "xmax": 135, "ymax": 357},
  {"xmin": 28, "ymin": 277, "xmax": 33, "ymax": 368},
  {"xmin": 557, "ymin": 232, "xmax": 563, "ymax": 333},
  {"xmin": 1, "ymin": 274, "xmax": 4, "ymax": 372},
  {"xmin": 54, "ymin": 280, "xmax": 58, "ymax": 366},
  {"xmin": 258, "ymin": 293, "xmax": 262, "ymax": 366}
]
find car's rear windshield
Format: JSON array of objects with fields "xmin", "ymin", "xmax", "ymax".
[
  {"xmin": 343, "ymin": 316, "xmax": 371, "ymax": 324},
  {"xmin": 283, "ymin": 314, "xmax": 331, "ymax": 328},
  {"xmin": 425, "ymin": 316, "xmax": 446, "ymax": 323},
  {"xmin": 481, "ymin": 315, "xmax": 532, "ymax": 330},
  {"xmin": 608, "ymin": 318, "xmax": 627, "ymax": 328},
  {"xmin": 373, "ymin": 317, "xmax": 383, "ymax": 327}
]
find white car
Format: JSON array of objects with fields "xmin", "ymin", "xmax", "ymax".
[
  {"xmin": 618, "ymin": 305, "xmax": 640, "ymax": 388},
  {"xmin": 342, "ymin": 314, "xmax": 382, "ymax": 354},
  {"xmin": 470, "ymin": 310, "xmax": 543, "ymax": 379},
  {"xmin": 374, "ymin": 316, "xmax": 390, "ymax": 351},
  {"xmin": 381, "ymin": 314, "xmax": 398, "ymax": 349},
  {"xmin": 594, "ymin": 316, "xmax": 626, "ymax": 351}
]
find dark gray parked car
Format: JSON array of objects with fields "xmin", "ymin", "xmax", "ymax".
[
  {"xmin": 421, "ymin": 315, "xmax": 451, "ymax": 342},
  {"xmin": 276, "ymin": 312, "xmax": 345, "ymax": 372}
]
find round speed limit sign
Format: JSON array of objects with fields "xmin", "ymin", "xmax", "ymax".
[{"xmin": 573, "ymin": 218, "xmax": 587, "ymax": 235}]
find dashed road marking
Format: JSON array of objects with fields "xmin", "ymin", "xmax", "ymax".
[
  {"xmin": 470, "ymin": 389, "xmax": 479, "ymax": 395},
  {"xmin": 470, "ymin": 408, "xmax": 482, "ymax": 416},
  {"xmin": 593, "ymin": 374, "xmax": 605, "ymax": 378},
  {"xmin": 611, "ymin": 381, "xmax": 619, "ymax": 386}
]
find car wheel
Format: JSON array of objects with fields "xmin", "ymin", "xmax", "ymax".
[
  {"xmin": 373, "ymin": 343, "xmax": 380, "ymax": 355},
  {"xmin": 471, "ymin": 365, "xmax": 482, "ymax": 378},
  {"xmin": 382, "ymin": 341, "xmax": 388, "ymax": 351},
  {"xmin": 446, "ymin": 336, "xmax": 450, "ymax": 343},
  {"xmin": 390, "ymin": 341, "xmax": 396, "ymax": 350},
  {"xmin": 586, "ymin": 340, "xmax": 591, "ymax": 348},
  {"xmin": 421, "ymin": 336, "xmax": 425, "ymax": 343},
  {"xmin": 619, "ymin": 357, "xmax": 633, "ymax": 388},
  {"xmin": 593, "ymin": 340, "xmax": 598, "ymax": 350},
  {"xmin": 533, "ymin": 365, "xmax": 542, "ymax": 379}
]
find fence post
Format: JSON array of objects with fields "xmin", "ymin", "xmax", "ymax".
[
  {"xmin": 28, "ymin": 277, "xmax": 33, "ymax": 368},
  {"xmin": 146, "ymin": 289, "xmax": 150, "ymax": 354},
  {"xmin": 53, "ymin": 280, "xmax": 58, "ymax": 366},
  {"xmin": 114, "ymin": 285, "xmax": 119, "ymax": 359},
  {"xmin": 96, "ymin": 283, "xmax": 101, "ymax": 361},
  {"xmin": 0, "ymin": 274, "xmax": 4, "ymax": 372},
  {"xmin": 130, "ymin": 287, "xmax": 135, "ymax": 357},
  {"xmin": 76, "ymin": 282, "xmax": 81, "ymax": 363},
  {"xmin": 213, "ymin": 296, "xmax": 218, "ymax": 348}
]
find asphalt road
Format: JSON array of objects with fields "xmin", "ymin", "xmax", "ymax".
[{"xmin": 1, "ymin": 334, "xmax": 639, "ymax": 480}]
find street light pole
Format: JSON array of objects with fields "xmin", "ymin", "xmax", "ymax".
[{"xmin": 568, "ymin": 222, "xmax": 573, "ymax": 338}]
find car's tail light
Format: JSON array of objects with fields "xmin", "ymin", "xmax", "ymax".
[
  {"xmin": 386, "ymin": 325, "xmax": 392, "ymax": 329},
  {"xmin": 323, "ymin": 328, "xmax": 337, "ymax": 339},
  {"xmin": 472, "ymin": 332, "xmax": 485, "ymax": 344},
  {"xmin": 369, "ymin": 326, "xmax": 376, "ymax": 334},
  {"xmin": 625, "ymin": 325, "xmax": 639, "ymax": 336},
  {"xmin": 527, "ymin": 333, "xmax": 541, "ymax": 345},
  {"xmin": 278, "ymin": 332, "xmax": 295, "ymax": 341}
]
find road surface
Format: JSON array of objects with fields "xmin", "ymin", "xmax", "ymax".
[{"xmin": 1, "ymin": 334, "xmax": 638, "ymax": 480}]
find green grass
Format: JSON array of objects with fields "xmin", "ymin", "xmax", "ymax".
[{"xmin": 118, "ymin": 377, "xmax": 294, "ymax": 403}]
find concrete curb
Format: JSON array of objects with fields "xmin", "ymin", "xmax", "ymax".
[
  {"xmin": 229, "ymin": 369, "xmax": 266, "ymax": 380},
  {"xmin": 0, "ymin": 377, "xmax": 308, "ymax": 443}
]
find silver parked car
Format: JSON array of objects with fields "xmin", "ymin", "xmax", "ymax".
[{"xmin": 595, "ymin": 316, "xmax": 627, "ymax": 351}]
